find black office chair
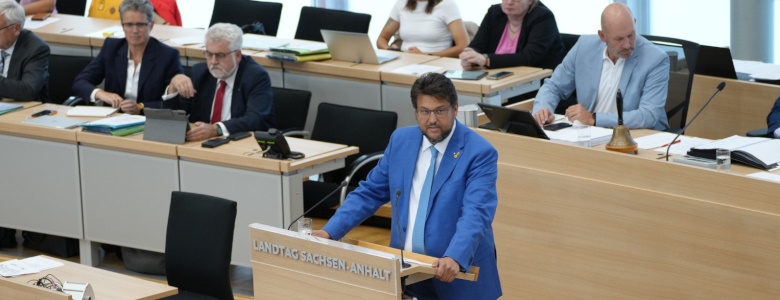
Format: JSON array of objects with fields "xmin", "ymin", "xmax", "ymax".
[
  {"xmin": 56, "ymin": 0, "xmax": 87, "ymax": 15},
  {"xmin": 210, "ymin": 0, "xmax": 283, "ymax": 36},
  {"xmin": 560, "ymin": 33, "xmax": 580, "ymax": 54},
  {"xmin": 294, "ymin": 7, "xmax": 371, "ymax": 42},
  {"xmin": 162, "ymin": 191, "xmax": 237, "ymax": 300},
  {"xmin": 644, "ymin": 35, "xmax": 700, "ymax": 133},
  {"xmin": 272, "ymin": 87, "xmax": 311, "ymax": 138},
  {"xmin": 303, "ymin": 103, "xmax": 397, "ymax": 222},
  {"xmin": 746, "ymin": 128, "xmax": 772, "ymax": 137},
  {"xmin": 48, "ymin": 55, "xmax": 93, "ymax": 104}
]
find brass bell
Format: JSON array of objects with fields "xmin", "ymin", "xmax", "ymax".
[{"xmin": 605, "ymin": 89, "xmax": 638, "ymax": 154}]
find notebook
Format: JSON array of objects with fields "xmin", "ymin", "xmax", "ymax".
[{"xmin": 320, "ymin": 29, "xmax": 399, "ymax": 65}]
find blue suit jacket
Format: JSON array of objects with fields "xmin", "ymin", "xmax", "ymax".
[
  {"xmin": 533, "ymin": 34, "xmax": 670, "ymax": 130},
  {"xmin": 72, "ymin": 37, "xmax": 182, "ymax": 109},
  {"xmin": 768, "ymin": 96, "xmax": 780, "ymax": 138},
  {"xmin": 323, "ymin": 121, "xmax": 502, "ymax": 299},
  {"xmin": 177, "ymin": 56, "xmax": 276, "ymax": 134}
]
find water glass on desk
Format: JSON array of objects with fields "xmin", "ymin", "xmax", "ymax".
[
  {"xmin": 716, "ymin": 149, "xmax": 731, "ymax": 173},
  {"xmin": 574, "ymin": 121, "xmax": 591, "ymax": 147},
  {"xmin": 297, "ymin": 218, "xmax": 313, "ymax": 236}
]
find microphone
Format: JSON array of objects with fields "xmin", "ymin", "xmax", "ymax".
[
  {"xmin": 665, "ymin": 81, "xmax": 726, "ymax": 161},
  {"xmin": 393, "ymin": 189, "xmax": 410, "ymax": 269},
  {"xmin": 287, "ymin": 180, "xmax": 348, "ymax": 230}
]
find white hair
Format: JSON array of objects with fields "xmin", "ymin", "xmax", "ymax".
[
  {"xmin": 206, "ymin": 23, "xmax": 243, "ymax": 51},
  {"xmin": 0, "ymin": 0, "xmax": 25, "ymax": 29}
]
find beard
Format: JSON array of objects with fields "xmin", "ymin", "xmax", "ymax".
[{"xmin": 421, "ymin": 123, "xmax": 452, "ymax": 145}]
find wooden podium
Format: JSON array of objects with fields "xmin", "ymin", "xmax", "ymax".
[{"xmin": 249, "ymin": 223, "xmax": 478, "ymax": 299}]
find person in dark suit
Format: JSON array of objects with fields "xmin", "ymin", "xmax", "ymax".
[
  {"xmin": 769, "ymin": 96, "xmax": 780, "ymax": 138},
  {"xmin": 72, "ymin": 0, "xmax": 182, "ymax": 114},
  {"xmin": 313, "ymin": 73, "xmax": 501, "ymax": 299},
  {"xmin": 0, "ymin": 0, "xmax": 50, "ymax": 102},
  {"xmin": 166, "ymin": 23, "xmax": 275, "ymax": 141},
  {"xmin": 459, "ymin": 0, "xmax": 564, "ymax": 70}
]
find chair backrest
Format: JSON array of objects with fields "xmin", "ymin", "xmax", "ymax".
[
  {"xmin": 165, "ymin": 191, "xmax": 237, "ymax": 300},
  {"xmin": 294, "ymin": 7, "xmax": 371, "ymax": 42},
  {"xmin": 561, "ymin": 33, "xmax": 580, "ymax": 54},
  {"xmin": 57, "ymin": 0, "xmax": 87, "ymax": 15},
  {"xmin": 311, "ymin": 103, "xmax": 397, "ymax": 182},
  {"xmin": 643, "ymin": 35, "xmax": 700, "ymax": 131},
  {"xmin": 49, "ymin": 55, "xmax": 93, "ymax": 104},
  {"xmin": 210, "ymin": 0, "xmax": 283, "ymax": 36},
  {"xmin": 272, "ymin": 87, "xmax": 311, "ymax": 132}
]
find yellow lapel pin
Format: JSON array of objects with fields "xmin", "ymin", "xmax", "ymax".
[{"xmin": 453, "ymin": 152, "xmax": 460, "ymax": 159}]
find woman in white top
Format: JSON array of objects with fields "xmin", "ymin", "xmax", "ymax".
[{"xmin": 377, "ymin": 0, "xmax": 468, "ymax": 58}]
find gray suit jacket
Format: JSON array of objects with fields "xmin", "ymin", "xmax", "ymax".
[
  {"xmin": 533, "ymin": 34, "xmax": 669, "ymax": 130},
  {"xmin": 0, "ymin": 29, "xmax": 50, "ymax": 102}
]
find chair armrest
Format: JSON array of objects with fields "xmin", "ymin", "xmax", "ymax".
[
  {"xmin": 63, "ymin": 96, "xmax": 85, "ymax": 106},
  {"xmin": 339, "ymin": 152, "xmax": 384, "ymax": 205},
  {"xmin": 746, "ymin": 128, "xmax": 771, "ymax": 138},
  {"xmin": 282, "ymin": 130, "xmax": 310, "ymax": 139}
]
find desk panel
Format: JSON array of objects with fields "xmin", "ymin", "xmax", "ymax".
[{"xmin": 80, "ymin": 146, "xmax": 179, "ymax": 253}]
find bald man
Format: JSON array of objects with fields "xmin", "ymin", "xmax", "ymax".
[{"xmin": 532, "ymin": 3, "xmax": 669, "ymax": 130}]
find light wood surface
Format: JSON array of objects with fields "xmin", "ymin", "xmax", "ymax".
[
  {"xmin": 1, "ymin": 99, "xmax": 41, "ymax": 109},
  {"xmin": 30, "ymin": 14, "xmax": 115, "ymax": 46},
  {"xmin": 350, "ymin": 52, "xmax": 440, "ymax": 82},
  {"xmin": 479, "ymin": 128, "xmax": 780, "ymax": 299},
  {"xmin": 686, "ymin": 74, "xmax": 780, "ymax": 139},
  {"xmin": 77, "ymin": 131, "xmax": 179, "ymax": 158},
  {"xmin": 2, "ymin": 255, "xmax": 177, "ymax": 300},
  {"xmin": 0, "ymin": 277, "xmax": 71, "ymax": 300},
  {"xmin": 0, "ymin": 104, "xmax": 92, "ymax": 143}
]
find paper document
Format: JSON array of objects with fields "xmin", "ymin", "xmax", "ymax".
[
  {"xmin": 23, "ymin": 116, "xmax": 86, "ymax": 129},
  {"xmin": 67, "ymin": 106, "xmax": 119, "ymax": 117},
  {"xmin": 83, "ymin": 114, "xmax": 145, "ymax": 129},
  {"xmin": 738, "ymin": 139, "xmax": 780, "ymax": 165},
  {"xmin": 24, "ymin": 17, "xmax": 59, "ymax": 29},
  {"xmin": 283, "ymin": 41, "xmax": 328, "ymax": 51},
  {"xmin": 545, "ymin": 126, "xmax": 613, "ymax": 145},
  {"xmin": 169, "ymin": 36, "xmax": 203, "ymax": 46},
  {"xmin": 634, "ymin": 132, "xmax": 685, "ymax": 149},
  {"xmin": 747, "ymin": 172, "xmax": 780, "ymax": 183},
  {"xmin": 243, "ymin": 34, "xmax": 291, "ymax": 51},
  {"xmin": 693, "ymin": 135, "xmax": 765, "ymax": 151},
  {"xmin": 391, "ymin": 64, "xmax": 442, "ymax": 75},
  {"xmin": 654, "ymin": 137, "xmax": 711, "ymax": 156},
  {"xmin": 19, "ymin": 256, "xmax": 64, "ymax": 272},
  {"xmin": 86, "ymin": 26, "xmax": 125, "ymax": 39},
  {"xmin": 0, "ymin": 102, "xmax": 23, "ymax": 115},
  {"xmin": 0, "ymin": 260, "xmax": 37, "ymax": 277}
]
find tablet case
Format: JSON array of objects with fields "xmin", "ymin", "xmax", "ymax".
[{"xmin": 143, "ymin": 108, "xmax": 189, "ymax": 144}]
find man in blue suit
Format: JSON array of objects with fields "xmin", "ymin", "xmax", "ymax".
[
  {"xmin": 313, "ymin": 73, "xmax": 501, "ymax": 299},
  {"xmin": 768, "ymin": 96, "xmax": 780, "ymax": 138},
  {"xmin": 166, "ymin": 23, "xmax": 275, "ymax": 141},
  {"xmin": 73, "ymin": 0, "xmax": 182, "ymax": 114},
  {"xmin": 532, "ymin": 3, "xmax": 669, "ymax": 130}
]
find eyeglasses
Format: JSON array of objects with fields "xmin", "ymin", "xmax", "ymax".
[
  {"xmin": 0, "ymin": 23, "xmax": 17, "ymax": 31},
  {"xmin": 204, "ymin": 50, "xmax": 237, "ymax": 60},
  {"xmin": 503, "ymin": 0, "xmax": 525, "ymax": 3},
  {"xmin": 121, "ymin": 22, "xmax": 149, "ymax": 30},
  {"xmin": 416, "ymin": 106, "xmax": 452, "ymax": 118}
]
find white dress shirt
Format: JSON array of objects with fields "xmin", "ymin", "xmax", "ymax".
[
  {"xmin": 404, "ymin": 121, "xmax": 456, "ymax": 252},
  {"xmin": 593, "ymin": 47, "xmax": 626, "ymax": 114},
  {"xmin": 209, "ymin": 70, "xmax": 237, "ymax": 136},
  {"xmin": 1, "ymin": 41, "xmax": 15, "ymax": 77},
  {"xmin": 774, "ymin": 127, "xmax": 780, "ymax": 138},
  {"xmin": 90, "ymin": 49, "xmax": 141, "ymax": 103}
]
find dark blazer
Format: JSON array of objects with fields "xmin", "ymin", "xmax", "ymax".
[
  {"xmin": 768, "ymin": 96, "xmax": 780, "ymax": 136},
  {"xmin": 72, "ymin": 37, "xmax": 182, "ymax": 108},
  {"xmin": 179, "ymin": 55, "xmax": 276, "ymax": 134},
  {"xmin": 0, "ymin": 30, "xmax": 50, "ymax": 102},
  {"xmin": 468, "ymin": 2, "xmax": 565, "ymax": 69}
]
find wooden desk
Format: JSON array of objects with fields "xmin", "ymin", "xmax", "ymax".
[
  {"xmin": 686, "ymin": 74, "xmax": 780, "ymax": 139},
  {"xmin": 29, "ymin": 14, "xmax": 115, "ymax": 56},
  {"xmin": 1, "ymin": 255, "xmax": 177, "ymax": 299},
  {"xmin": 478, "ymin": 128, "xmax": 780, "ymax": 299},
  {"xmin": 381, "ymin": 57, "xmax": 551, "ymax": 127},
  {"xmin": 0, "ymin": 105, "xmax": 89, "ymax": 263},
  {"xmin": 177, "ymin": 135, "xmax": 358, "ymax": 266}
]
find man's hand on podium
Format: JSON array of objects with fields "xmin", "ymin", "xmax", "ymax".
[
  {"xmin": 312, "ymin": 230, "xmax": 330, "ymax": 239},
  {"xmin": 432, "ymin": 257, "xmax": 459, "ymax": 283}
]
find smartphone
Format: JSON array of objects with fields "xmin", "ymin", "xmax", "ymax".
[
  {"xmin": 228, "ymin": 131, "xmax": 251, "ymax": 141},
  {"xmin": 31, "ymin": 12, "xmax": 51, "ymax": 21},
  {"xmin": 543, "ymin": 123, "xmax": 572, "ymax": 131},
  {"xmin": 201, "ymin": 138, "xmax": 230, "ymax": 148},
  {"xmin": 487, "ymin": 71, "xmax": 514, "ymax": 80},
  {"xmin": 31, "ymin": 109, "xmax": 55, "ymax": 118}
]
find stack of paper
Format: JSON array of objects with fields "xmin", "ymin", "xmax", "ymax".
[
  {"xmin": 268, "ymin": 41, "xmax": 331, "ymax": 62},
  {"xmin": 67, "ymin": 106, "xmax": 119, "ymax": 117},
  {"xmin": 392, "ymin": 64, "xmax": 442, "ymax": 75},
  {"xmin": 0, "ymin": 256, "xmax": 63, "ymax": 277},
  {"xmin": 82, "ymin": 114, "xmax": 145, "ymax": 136},
  {"xmin": 0, "ymin": 102, "xmax": 23, "ymax": 115},
  {"xmin": 545, "ymin": 126, "xmax": 613, "ymax": 146},
  {"xmin": 23, "ymin": 116, "xmax": 86, "ymax": 129},
  {"xmin": 243, "ymin": 34, "xmax": 292, "ymax": 51}
]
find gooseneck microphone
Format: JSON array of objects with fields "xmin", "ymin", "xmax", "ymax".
[
  {"xmin": 665, "ymin": 81, "xmax": 726, "ymax": 161},
  {"xmin": 287, "ymin": 180, "xmax": 348, "ymax": 230},
  {"xmin": 393, "ymin": 189, "xmax": 411, "ymax": 269}
]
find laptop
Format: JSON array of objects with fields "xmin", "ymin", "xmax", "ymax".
[
  {"xmin": 477, "ymin": 103, "xmax": 549, "ymax": 140},
  {"xmin": 320, "ymin": 29, "xmax": 400, "ymax": 65},
  {"xmin": 695, "ymin": 45, "xmax": 750, "ymax": 81},
  {"xmin": 143, "ymin": 108, "xmax": 189, "ymax": 144}
]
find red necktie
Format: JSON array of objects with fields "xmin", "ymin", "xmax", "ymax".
[{"xmin": 211, "ymin": 80, "xmax": 227, "ymax": 123}]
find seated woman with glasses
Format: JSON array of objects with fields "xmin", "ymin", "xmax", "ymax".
[
  {"xmin": 73, "ymin": 0, "xmax": 183, "ymax": 114},
  {"xmin": 377, "ymin": 0, "xmax": 468, "ymax": 58},
  {"xmin": 460, "ymin": 0, "xmax": 565, "ymax": 70}
]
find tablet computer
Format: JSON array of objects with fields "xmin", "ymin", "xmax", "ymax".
[
  {"xmin": 477, "ymin": 103, "xmax": 549, "ymax": 140},
  {"xmin": 443, "ymin": 70, "xmax": 488, "ymax": 80}
]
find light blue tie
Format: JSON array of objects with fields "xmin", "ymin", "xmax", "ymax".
[
  {"xmin": 0, "ymin": 51, "xmax": 7, "ymax": 76},
  {"xmin": 412, "ymin": 146, "xmax": 438, "ymax": 254}
]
